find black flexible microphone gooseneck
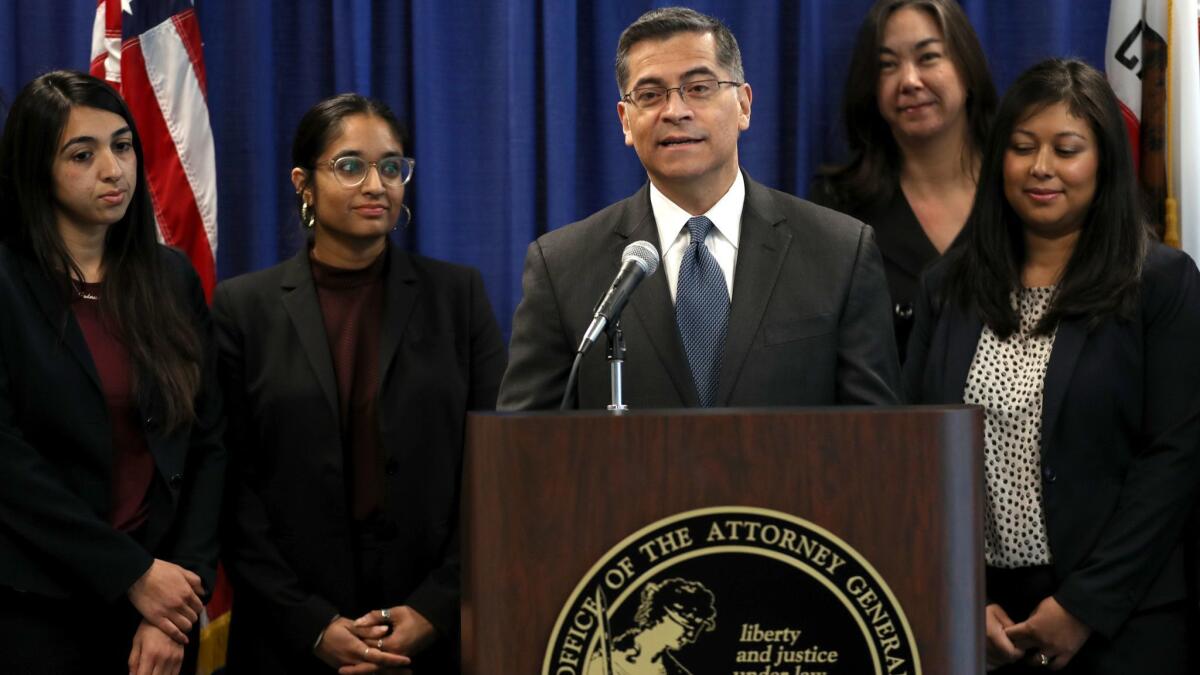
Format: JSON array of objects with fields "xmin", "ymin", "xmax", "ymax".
[
  {"xmin": 576, "ymin": 240, "xmax": 661, "ymax": 355},
  {"xmin": 559, "ymin": 241, "xmax": 660, "ymax": 410}
]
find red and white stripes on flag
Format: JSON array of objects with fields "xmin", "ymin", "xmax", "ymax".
[
  {"xmin": 1106, "ymin": 0, "xmax": 1200, "ymax": 259},
  {"xmin": 90, "ymin": 0, "xmax": 218, "ymax": 299}
]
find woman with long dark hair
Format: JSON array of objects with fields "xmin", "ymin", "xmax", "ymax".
[
  {"xmin": 905, "ymin": 59, "xmax": 1200, "ymax": 672},
  {"xmin": 813, "ymin": 0, "xmax": 996, "ymax": 360},
  {"xmin": 0, "ymin": 71, "xmax": 224, "ymax": 674},
  {"xmin": 215, "ymin": 93, "xmax": 506, "ymax": 673}
]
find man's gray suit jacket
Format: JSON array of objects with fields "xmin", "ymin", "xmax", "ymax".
[{"xmin": 498, "ymin": 172, "xmax": 901, "ymax": 410}]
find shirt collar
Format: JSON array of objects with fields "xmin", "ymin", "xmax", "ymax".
[{"xmin": 650, "ymin": 170, "xmax": 745, "ymax": 249}]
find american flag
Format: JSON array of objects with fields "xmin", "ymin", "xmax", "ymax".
[{"xmin": 90, "ymin": 0, "xmax": 218, "ymax": 299}]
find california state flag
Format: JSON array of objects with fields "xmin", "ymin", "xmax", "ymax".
[{"xmin": 1106, "ymin": 0, "xmax": 1200, "ymax": 258}]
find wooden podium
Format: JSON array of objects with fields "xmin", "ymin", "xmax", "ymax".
[{"xmin": 462, "ymin": 406, "xmax": 983, "ymax": 674}]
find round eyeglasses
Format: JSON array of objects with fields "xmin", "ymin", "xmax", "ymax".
[
  {"xmin": 325, "ymin": 156, "xmax": 415, "ymax": 188},
  {"xmin": 621, "ymin": 79, "xmax": 743, "ymax": 110}
]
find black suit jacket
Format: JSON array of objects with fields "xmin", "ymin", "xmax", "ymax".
[
  {"xmin": 0, "ymin": 243, "xmax": 224, "ymax": 602},
  {"xmin": 213, "ymin": 243, "xmax": 506, "ymax": 672},
  {"xmin": 499, "ymin": 173, "xmax": 900, "ymax": 410},
  {"xmin": 810, "ymin": 179, "xmax": 940, "ymax": 362},
  {"xmin": 903, "ymin": 242, "xmax": 1200, "ymax": 639}
]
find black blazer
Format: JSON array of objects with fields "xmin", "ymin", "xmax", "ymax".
[
  {"xmin": 0, "ymin": 243, "xmax": 224, "ymax": 602},
  {"xmin": 810, "ymin": 179, "xmax": 941, "ymax": 362},
  {"xmin": 498, "ymin": 172, "xmax": 900, "ymax": 410},
  {"xmin": 213, "ymin": 242, "xmax": 506, "ymax": 672},
  {"xmin": 903, "ymin": 242, "xmax": 1200, "ymax": 639}
]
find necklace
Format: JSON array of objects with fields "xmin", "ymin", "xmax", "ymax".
[{"xmin": 73, "ymin": 282, "xmax": 99, "ymax": 301}]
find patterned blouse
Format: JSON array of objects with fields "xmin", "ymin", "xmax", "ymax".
[{"xmin": 965, "ymin": 287, "xmax": 1057, "ymax": 568}]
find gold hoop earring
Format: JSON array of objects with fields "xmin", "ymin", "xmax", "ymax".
[
  {"xmin": 300, "ymin": 201, "xmax": 315, "ymax": 229},
  {"xmin": 394, "ymin": 204, "xmax": 412, "ymax": 231}
]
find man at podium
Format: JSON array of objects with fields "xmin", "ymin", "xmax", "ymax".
[{"xmin": 499, "ymin": 6, "xmax": 900, "ymax": 411}]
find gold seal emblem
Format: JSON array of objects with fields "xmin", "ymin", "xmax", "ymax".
[{"xmin": 543, "ymin": 507, "xmax": 920, "ymax": 675}]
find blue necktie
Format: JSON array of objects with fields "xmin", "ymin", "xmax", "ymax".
[{"xmin": 675, "ymin": 215, "xmax": 729, "ymax": 407}]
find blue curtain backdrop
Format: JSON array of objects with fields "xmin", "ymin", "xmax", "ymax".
[{"xmin": 0, "ymin": 1, "xmax": 1110, "ymax": 337}]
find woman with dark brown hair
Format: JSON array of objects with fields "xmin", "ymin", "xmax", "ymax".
[
  {"xmin": 0, "ymin": 70, "xmax": 224, "ymax": 675},
  {"xmin": 906, "ymin": 58, "xmax": 1200, "ymax": 673},
  {"xmin": 813, "ymin": 0, "xmax": 996, "ymax": 360},
  {"xmin": 215, "ymin": 93, "xmax": 506, "ymax": 674}
]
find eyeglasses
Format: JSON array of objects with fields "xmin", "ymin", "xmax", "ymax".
[
  {"xmin": 622, "ymin": 79, "xmax": 743, "ymax": 110},
  {"xmin": 324, "ymin": 156, "xmax": 414, "ymax": 188}
]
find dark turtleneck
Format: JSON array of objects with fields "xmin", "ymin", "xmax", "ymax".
[{"xmin": 309, "ymin": 247, "xmax": 387, "ymax": 521}]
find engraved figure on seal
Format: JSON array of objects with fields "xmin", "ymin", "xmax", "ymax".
[{"xmin": 585, "ymin": 577, "xmax": 717, "ymax": 675}]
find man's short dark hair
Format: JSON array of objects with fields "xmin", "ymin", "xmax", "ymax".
[{"xmin": 615, "ymin": 7, "xmax": 744, "ymax": 94}]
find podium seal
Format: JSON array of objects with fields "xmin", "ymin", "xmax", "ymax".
[{"xmin": 543, "ymin": 506, "xmax": 920, "ymax": 675}]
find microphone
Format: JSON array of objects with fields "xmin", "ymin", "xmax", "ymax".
[{"xmin": 576, "ymin": 240, "xmax": 660, "ymax": 354}]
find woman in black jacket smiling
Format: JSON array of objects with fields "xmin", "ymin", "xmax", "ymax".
[
  {"xmin": 904, "ymin": 59, "xmax": 1200, "ymax": 673},
  {"xmin": 813, "ymin": 0, "xmax": 997, "ymax": 361}
]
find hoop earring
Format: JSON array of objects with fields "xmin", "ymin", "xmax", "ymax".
[
  {"xmin": 394, "ymin": 204, "xmax": 412, "ymax": 231},
  {"xmin": 300, "ymin": 201, "xmax": 315, "ymax": 229}
]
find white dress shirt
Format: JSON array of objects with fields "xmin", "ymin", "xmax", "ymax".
[{"xmin": 651, "ymin": 171, "xmax": 744, "ymax": 302}]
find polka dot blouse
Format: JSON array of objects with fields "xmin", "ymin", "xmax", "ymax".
[{"xmin": 965, "ymin": 287, "xmax": 1057, "ymax": 568}]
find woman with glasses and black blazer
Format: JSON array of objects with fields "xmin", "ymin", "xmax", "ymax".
[
  {"xmin": 812, "ymin": 0, "xmax": 997, "ymax": 362},
  {"xmin": 214, "ymin": 93, "xmax": 506, "ymax": 674}
]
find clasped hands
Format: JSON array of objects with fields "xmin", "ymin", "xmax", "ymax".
[
  {"xmin": 125, "ymin": 558, "xmax": 206, "ymax": 675},
  {"xmin": 316, "ymin": 605, "xmax": 437, "ymax": 674},
  {"xmin": 986, "ymin": 597, "xmax": 1091, "ymax": 671}
]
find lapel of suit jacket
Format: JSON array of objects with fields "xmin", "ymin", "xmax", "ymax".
[
  {"xmin": 17, "ymin": 254, "xmax": 103, "ymax": 393},
  {"xmin": 716, "ymin": 174, "xmax": 790, "ymax": 406},
  {"xmin": 622, "ymin": 183, "xmax": 700, "ymax": 406},
  {"xmin": 279, "ymin": 249, "xmax": 339, "ymax": 422},
  {"xmin": 1040, "ymin": 316, "xmax": 1087, "ymax": 450},
  {"xmin": 942, "ymin": 303, "xmax": 984, "ymax": 403},
  {"xmin": 378, "ymin": 242, "xmax": 420, "ymax": 386}
]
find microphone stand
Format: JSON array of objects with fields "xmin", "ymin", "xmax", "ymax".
[{"xmin": 605, "ymin": 321, "xmax": 628, "ymax": 413}]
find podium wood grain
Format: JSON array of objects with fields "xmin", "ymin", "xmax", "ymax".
[{"xmin": 462, "ymin": 406, "xmax": 983, "ymax": 674}]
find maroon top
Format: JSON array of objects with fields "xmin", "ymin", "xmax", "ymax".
[
  {"xmin": 310, "ymin": 250, "xmax": 387, "ymax": 521},
  {"xmin": 71, "ymin": 282, "xmax": 152, "ymax": 533}
]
